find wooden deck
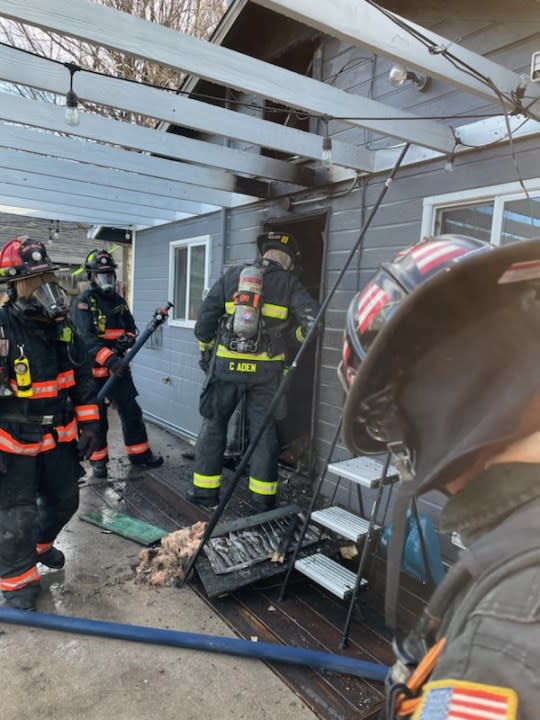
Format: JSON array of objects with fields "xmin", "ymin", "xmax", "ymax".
[{"xmin": 84, "ymin": 464, "xmax": 400, "ymax": 719}]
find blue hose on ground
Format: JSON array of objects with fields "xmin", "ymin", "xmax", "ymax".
[{"xmin": 0, "ymin": 607, "xmax": 389, "ymax": 682}]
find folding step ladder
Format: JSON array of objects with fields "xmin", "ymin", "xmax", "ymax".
[{"xmin": 279, "ymin": 431, "xmax": 398, "ymax": 647}]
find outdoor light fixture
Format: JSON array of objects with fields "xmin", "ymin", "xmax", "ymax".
[
  {"xmin": 64, "ymin": 63, "xmax": 81, "ymax": 127},
  {"xmin": 389, "ymin": 63, "xmax": 429, "ymax": 91},
  {"xmin": 53, "ymin": 220, "xmax": 60, "ymax": 241},
  {"xmin": 320, "ymin": 117, "xmax": 333, "ymax": 169}
]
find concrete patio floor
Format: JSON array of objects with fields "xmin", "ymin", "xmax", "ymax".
[{"xmin": 0, "ymin": 415, "xmax": 318, "ymax": 720}]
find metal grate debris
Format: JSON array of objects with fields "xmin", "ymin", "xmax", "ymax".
[{"xmin": 203, "ymin": 513, "xmax": 319, "ymax": 575}]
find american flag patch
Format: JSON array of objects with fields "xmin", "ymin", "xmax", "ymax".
[
  {"xmin": 410, "ymin": 242, "xmax": 468, "ymax": 274},
  {"xmin": 354, "ymin": 281, "xmax": 390, "ymax": 333},
  {"xmin": 77, "ymin": 302, "xmax": 89, "ymax": 310},
  {"xmin": 413, "ymin": 679, "xmax": 517, "ymax": 720}
]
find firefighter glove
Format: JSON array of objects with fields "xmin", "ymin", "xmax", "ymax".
[
  {"xmin": 199, "ymin": 349, "xmax": 212, "ymax": 374},
  {"xmin": 106, "ymin": 355, "xmax": 128, "ymax": 377},
  {"xmin": 115, "ymin": 332, "xmax": 136, "ymax": 352},
  {"xmin": 77, "ymin": 427, "xmax": 99, "ymax": 460}
]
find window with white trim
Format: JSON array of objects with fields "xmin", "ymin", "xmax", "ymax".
[
  {"xmin": 168, "ymin": 235, "xmax": 209, "ymax": 327},
  {"xmin": 422, "ymin": 180, "xmax": 540, "ymax": 246}
]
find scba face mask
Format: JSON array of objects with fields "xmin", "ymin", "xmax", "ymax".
[
  {"xmin": 95, "ymin": 271, "xmax": 116, "ymax": 293},
  {"xmin": 17, "ymin": 281, "xmax": 69, "ymax": 321}
]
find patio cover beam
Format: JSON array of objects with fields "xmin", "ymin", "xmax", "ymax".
[
  {"xmin": 0, "ymin": 45, "xmax": 374, "ymax": 173},
  {"xmin": 0, "ymin": 164, "xmax": 193, "ymax": 220},
  {"xmin": 251, "ymin": 0, "xmax": 540, "ymax": 111},
  {"xmin": 0, "ymin": 121, "xmax": 257, "ymax": 207},
  {"xmin": 0, "ymin": 92, "xmax": 307, "ymax": 187},
  {"xmin": 0, "ymin": 189, "xmax": 172, "ymax": 227},
  {"xmin": 0, "ymin": 0, "xmax": 455, "ymax": 153}
]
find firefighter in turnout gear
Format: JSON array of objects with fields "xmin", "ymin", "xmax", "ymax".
[
  {"xmin": 0, "ymin": 236, "xmax": 99, "ymax": 611},
  {"xmin": 190, "ymin": 231, "xmax": 319, "ymax": 510},
  {"xmin": 340, "ymin": 235, "xmax": 540, "ymax": 719},
  {"xmin": 71, "ymin": 249, "xmax": 163, "ymax": 478}
]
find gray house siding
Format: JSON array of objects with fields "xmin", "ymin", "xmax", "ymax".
[{"xmin": 132, "ymin": 5, "xmax": 540, "ymax": 566}]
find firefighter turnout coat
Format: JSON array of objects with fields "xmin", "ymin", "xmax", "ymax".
[
  {"xmin": 0, "ymin": 305, "xmax": 99, "ymax": 595},
  {"xmin": 193, "ymin": 259, "xmax": 319, "ymax": 500},
  {"xmin": 71, "ymin": 286, "xmax": 151, "ymax": 462}
]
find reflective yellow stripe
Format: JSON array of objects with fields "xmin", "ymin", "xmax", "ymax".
[
  {"xmin": 295, "ymin": 325, "xmax": 305, "ymax": 343},
  {"xmin": 198, "ymin": 339, "xmax": 215, "ymax": 351},
  {"xmin": 194, "ymin": 473, "xmax": 221, "ymax": 490},
  {"xmin": 261, "ymin": 303, "xmax": 288, "ymax": 320},
  {"xmin": 225, "ymin": 301, "xmax": 235, "ymax": 315},
  {"xmin": 248, "ymin": 476, "xmax": 278, "ymax": 496},
  {"xmin": 216, "ymin": 345, "xmax": 284, "ymax": 362}
]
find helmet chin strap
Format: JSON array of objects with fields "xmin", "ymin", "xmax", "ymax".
[{"xmin": 363, "ymin": 395, "xmax": 417, "ymax": 631}]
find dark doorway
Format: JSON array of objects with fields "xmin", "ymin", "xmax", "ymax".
[{"xmin": 264, "ymin": 212, "xmax": 326, "ymax": 475}]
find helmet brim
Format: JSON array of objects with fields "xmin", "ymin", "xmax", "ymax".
[{"xmin": 343, "ymin": 237, "xmax": 540, "ymax": 490}]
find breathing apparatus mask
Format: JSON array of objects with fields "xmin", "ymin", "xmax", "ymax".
[
  {"xmin": 93, "ymin": 271, "xmax": 116, "ymax": 294},
  {"xmin": 12, "ymin": 278, "xmax": 69, "ymax": 322}
]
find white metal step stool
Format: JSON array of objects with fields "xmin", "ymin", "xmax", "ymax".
[{"xmin": 279, "ymin": 441, "xmax": 398, "ymax": 648}]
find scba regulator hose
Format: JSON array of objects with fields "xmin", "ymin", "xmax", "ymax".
[{"xmin": 0, "ymin": 607, "xmax": 388, "ymax": 682}]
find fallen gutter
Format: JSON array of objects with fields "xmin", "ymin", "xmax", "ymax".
[{"xmin": 0, "ymin": 607, "xmax": 388, "ymax": 682}]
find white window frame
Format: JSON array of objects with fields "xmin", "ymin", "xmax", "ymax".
[
  {"xmin": 168, "ymin": 235, "xmax": 210, "ymax": 328},
  {"xmin": 421, "ymin": 178, "xmax": 540, "ymax": 246}
]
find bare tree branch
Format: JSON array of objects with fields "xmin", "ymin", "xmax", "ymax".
[{"xmin": 0, "ymin": 0, "xmax": 228, "ymax": 123}]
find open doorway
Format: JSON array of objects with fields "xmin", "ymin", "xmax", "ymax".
[{"xmin": 264, "ymin": 212, "xmax": 327, "ymax": 475}]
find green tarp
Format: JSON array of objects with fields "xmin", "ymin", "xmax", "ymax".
[{"xmin": 79, "ymin": 508, "xmax": 168, "ymax": 546}]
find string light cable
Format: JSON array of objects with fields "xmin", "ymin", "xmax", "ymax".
[{"xmin": 0, "ymin": 39, "xmax": 532, "ymax": 127}]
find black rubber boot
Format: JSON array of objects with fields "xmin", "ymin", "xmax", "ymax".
[
  {"xmin": 90, "ymin": 460, "xmax": 108, "ymax": 478},
  {"xmin": 38, "ymin": 547, "xmax": 65, "ymax": 570},
  {"xmin": 186, "ymin": 487, "xmax": 220, "ymax": 508},
  {"xmin": 129, "ymin": 452, "xmax": 164, "ymax": 469},
  {"xmin": 250, "ymin": 494, "xmax": 277, "ymax": 511},
  {"xmin": 3, "ymin": 583, "xmax": 40, "ymax": 611}
]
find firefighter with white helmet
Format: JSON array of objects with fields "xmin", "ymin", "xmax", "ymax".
[
  {"xmin": 190, "ymin": 231, "xmax": 319, "ymax": 509},
  {"xmin": 71, "ymin": 249, "xmax": 163, "ymax": 478},
  {"xmin": 340, "ymin": 234, "xmax": 540, "ymax": 719},
  {"xmin": 0, "ymin": 236, "xmax": 99, "ymax": 611}
]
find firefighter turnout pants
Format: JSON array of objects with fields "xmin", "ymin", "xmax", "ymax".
[
  {"xmin": 0, "ymin": 442, "xmax": 82, "ymax": 596},
  {"xmin": 194, "ymin": 376, "xmax": 281, "ymax": 501},
  {"xmin": 91, "ymin": 372, "xmax": 151, "ymax": 463}
]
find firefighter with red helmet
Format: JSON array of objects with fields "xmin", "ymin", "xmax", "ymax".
[
  {"xmin": 71, "ymin": 249, "xmax": 163, "ymax": 478},
  {"xmin": 189, "ymin": 231, "xmax": 319, "ymax": 509},
  {"xmin": 0, "ymin": 236, "xmax": 99, "ymax": 611},
  {"xmin": 340, "ymin": 234, "xmax": 540, "ymax": 719}
]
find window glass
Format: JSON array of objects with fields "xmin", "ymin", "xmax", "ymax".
[
  {"xmin": 434, "ymin": 203, "xmax": 493, "ymax": 242},
  {"xmin": 500, "ymin": 196, "xmax": 540, "ymax": 245},
  {"xmin": 173, "ymin": 246, "xmax": 187, "ymax": 319},
  {"xmin": 189, "ymin": 245, "xmax": 206, "ymax": 321},
  {"xmin": 169, "ymin": 237, "xmax": 208, "ymax": 325}
]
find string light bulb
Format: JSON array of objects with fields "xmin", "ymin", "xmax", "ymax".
[
  {"xmin": 321, "ymin": 117, "xmax": 333, "ymax": 169},
  {"xmin": 64, "ymin": 63, "xmax": 80, "ymax": 127},
  {"xmin": 53, "ymin": 220, "xmax": 60, "ymax": 240}
]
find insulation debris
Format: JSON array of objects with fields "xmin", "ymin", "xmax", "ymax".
[
  {"xmin": 202, "ymin": 514, "xmax": 319, "ymax": 575},
  {"xmin": 135, "ymin": 521, "xmax": 207, "ymax": 587}
]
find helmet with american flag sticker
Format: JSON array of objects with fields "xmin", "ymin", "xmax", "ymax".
[
  {"xmin": 340, "ymin": 234, "xmax": 540, "ymax": 493},
  {"xmin": 338, "ymin": 235, "xmax": 487, "ymax": 393}
]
